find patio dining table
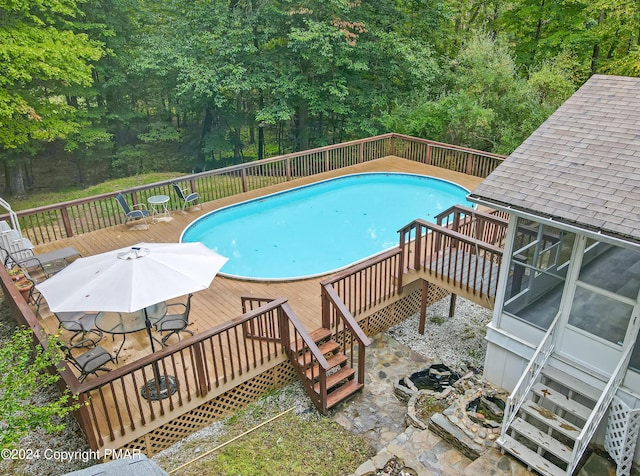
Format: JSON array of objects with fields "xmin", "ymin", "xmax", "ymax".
[{"xmin": 95, "ymin": 302, "xmax": 167, "ymax": 359}]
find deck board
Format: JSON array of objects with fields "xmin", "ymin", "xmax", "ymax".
[{"xmin": 30, "ymin": 156, "xmax": 485, "ymax": 447}]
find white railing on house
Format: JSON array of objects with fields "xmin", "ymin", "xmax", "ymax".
[
  {"xmin": 567, "ymin": 338, "xmax": 637, "ymax": 475},
  {"xmin": 498, "ymin": 312, "xmax": 561, "ymax": 445}
]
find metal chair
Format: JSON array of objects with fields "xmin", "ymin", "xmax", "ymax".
[
  {"xmin": 154, "ymin": 294, "xmax": 193, "ymax": 345},
  {"xmin": 2, "ymin": 244, "xmax": 80, "ymax": 279},
  {"xmin": 115, "ymin": 193, "xmax": 149, "ymax": 225},
  {"xmin": 171, "ymin": 182, "xmax": 201, "ymax": 212},
  {"xmin": 61, "ymin": 344, "xmax": 115, "ymax": 382},
  {"xmin": 55, "ymin": 312, "xmax": 103, "ymax": 347}
]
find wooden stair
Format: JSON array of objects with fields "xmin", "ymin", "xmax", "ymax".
[
  {"xmin": 291, "ymin": 327, "xmax": 364, "ymax": 413},
  {"xmin": 499, "ymin": 365, "xmax": 601, "ymax": 476}
]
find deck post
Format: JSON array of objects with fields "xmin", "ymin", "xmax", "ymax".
[
  {"xmin": 192, "ymin": 342, "xmax": 209, "ymax": 398},
  {"xmin": 60, "ymin": 207, "xmax": 74, "ymax": 238},
  {"xmin": 448, "ymin": 293, "xmax": 457, "ymax": 318},
  {"xmin": 418, "ymin": 280, "xmax": 429, "ymax": 335}
]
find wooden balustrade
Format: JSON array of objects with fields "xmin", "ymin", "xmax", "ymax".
[
  {"xmin": 435, "ymin": 205, "xmax": 508, "ymax": 246},
  {"xmin": 399, "ymin": 218, "xmax": 503, "ymax": 301},
  {"xmin": 3, "ymin": 134, "xmax": 503, "ymax": 246},
  {"xmin": 320, "ymin": 248, "xmax": 403, "ymax": 317},
  {"xmin": 319, "ymin": 285, "xmax": 371, "ymax": 413}
]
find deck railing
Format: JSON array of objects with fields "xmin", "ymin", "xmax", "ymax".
[
  {"xmin": 398, "ymin": 218, "xmax": 503, "ymax": 301},
  {"xmin": 0, "ymin": 259, "xmax": 301, "ymax": 451},
  {"xmin": 435, "ymin": 205, "xmax": 509, "ymax": 247},
  {"xmin": 567, "ymin": 335, "xmax": 636, "ymax": 475},
  {"xmin": 320, "ymin": 248, "xmax": 403, "ymax": 317},
  {"xmin": 4, "ymin": 134, "xmax": 504, "ymax": 246},
  {"xmin": 319, "ymin": 284, "xmax": 371, "ymax": 412}
]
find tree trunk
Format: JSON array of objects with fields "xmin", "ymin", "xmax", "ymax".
[
  {"xmin": 4, "ymin": 161, "xmax": 27, "ymax": 196},
  {"xmin": 295, "ymin": 100, "xmax": 309, "ymax": 151},
  {"xmin": 198, "ymin": 105, "xmax": 214, "ymax": 163}
]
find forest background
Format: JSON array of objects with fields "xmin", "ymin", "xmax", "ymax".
[{"xmin": 3, "ymin": 0, "xmax": 639, "ymax": 198}]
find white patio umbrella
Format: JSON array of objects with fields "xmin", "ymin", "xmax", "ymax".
[
  {"xmin": 37, "ymin": 242, "xmax": 228, "ymax": 314},
  {"xmin": 36, "ymin": 242, "xmax": 228, "ymax": 399}
]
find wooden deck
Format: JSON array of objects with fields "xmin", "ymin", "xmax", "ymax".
[{"xmin": 36, "ymin": 155, "xmax": 484, "ymax": 368}]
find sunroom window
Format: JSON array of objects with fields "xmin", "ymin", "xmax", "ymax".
[{"xmin": 503, "ymin": 218, "xmax": 575, "ymax": 330}]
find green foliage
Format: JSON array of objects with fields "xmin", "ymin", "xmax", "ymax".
[
  {"xmin": 382, "ymin": 32, "xmax": 577, "ymax": 154},
  {"xmin": 0, "ymin": 326, "xmax": 78, "ymax": 448},
  {"xmin": 0, "ymin": 0, "xmax": 104, "ymax": 150}
]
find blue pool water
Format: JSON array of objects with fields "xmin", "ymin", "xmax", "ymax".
[{"xmin": 181, "ymin": 173, "xmax": 472, "ymax": 280}]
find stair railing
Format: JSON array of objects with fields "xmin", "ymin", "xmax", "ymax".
[
  {"xmin": 276, "ymin": 301, "xmax": 331, "ymax": 412},
  {"xmin": 498, "ymin": 312, "xmax": 561, "ymax": 445},
  {"xmin": 321, "ymin": 284, "xmax": 372, "ymax": 403},
  {"xmin": 567, "ymin": 337, "xmax": 637, "ymax": 475}
]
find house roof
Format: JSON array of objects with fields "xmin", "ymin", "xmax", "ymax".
[{"xmin": 469, "ymin": 74, "xmax": 640, "ymax": 244}]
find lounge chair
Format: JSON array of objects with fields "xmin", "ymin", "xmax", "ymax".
[
  {"xmin": 115, "ymin": 193, "xmax": 149, "ymax": 225},
  {"xmin": 2, "ymin": 245, "xmax": 80, "ymax": 279},
  {"xmin": 154, "ymin": 294, "xmax": 193, "ymax": 345},
  {"xmin": 0, "ymin": 221, "xmax": 34, "ymax": 261},
  {"xmin": 171, "ymin": 182, "xmax": 201, "ymax": 211},
  {"xmin": 55, "ymin": 312, "xmax": 102, "ymax": 347},
  {"xmin": 61, "ymin": 344, "xmax": 115, "ymax": 382}
]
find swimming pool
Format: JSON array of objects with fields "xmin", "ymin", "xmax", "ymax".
[{"xmin": 181, "ymin": 173, "xmax": 473, "ymax": 280}]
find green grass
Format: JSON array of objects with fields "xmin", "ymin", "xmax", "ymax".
[
  {"xmin": 154, "ymin": 388, "xmax": 374, "ymax": 476},
  {"xmin": 8, "ymin": 173, "xmax": 181, "ymax": 211}
]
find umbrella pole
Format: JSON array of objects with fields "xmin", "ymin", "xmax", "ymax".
[{"xmin": 141, "ymin": 308, "xmax": 177, "ymax": 400}]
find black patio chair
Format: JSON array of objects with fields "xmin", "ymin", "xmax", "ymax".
[
  {"xmin": 154, "ymin": 294, "xmax": 193, "ymax": 345},
  {"xmin": 171, "ymin": 182, "xmax": 201, "ymax": 212},
  {"xmin": 115, "ymin": 193, "xmax": 149, "ymax": 225},
  {"xmin": 61, "ymin": 344, "xmax": 116, "ymax": 383},
  {"xmin": 55, "ymin": 312, "xmax": 103, "ymax": 347}
]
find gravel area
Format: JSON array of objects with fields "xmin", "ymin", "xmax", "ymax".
[
  {"xmin": 0, "ymin": 295, "xmax": 492, "ymax": 475},
  {"xmin": 387, "ymin": 296, "xmax": 493, "ymax": 372}
]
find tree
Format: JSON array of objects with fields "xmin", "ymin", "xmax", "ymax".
[{"xmin": 0, "ymin": 0, "xmax": 104, "ymax": 194}]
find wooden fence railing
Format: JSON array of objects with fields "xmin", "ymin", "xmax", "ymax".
[
  {"xmin": 320, "ymin": 248, "xmax": 403, "ymax": 317},
  {"xmin": 435, "ymin": 205, "xmax": 509, "ymax": 247},
  {"xmin": 398, "ymin": 218, "xmax": 504, "ymax": 301},
  {"xmin": 4, "ymin": 134, "xmax": 504, "ymax": 246},
  {"xmin": 0, "ymin": 261, "xmax": 301, "ymax": 451}
]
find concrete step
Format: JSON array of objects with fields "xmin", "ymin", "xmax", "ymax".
[
  {"xmin": 500, "ymin": 434, "xmax": 566, "ymax": 476},
  {"xmin": 510, "ymin": 417, "xmax": 573, "ymax": 463}
]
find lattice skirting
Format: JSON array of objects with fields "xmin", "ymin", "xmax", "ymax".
[
  {"xmin": 113, "ymin": 280, "xmax": 447, "ymax": 457},
  {"xmin": 359, "ymin": 281, "xmax": 449, "ymax": 336},
  {"xmin": 119, "ymin": 361, "xmax": 298, "ymax": 457},
  {"xmin": 605, "ymin": 396, "xmax": 640, "ymax": 476}
]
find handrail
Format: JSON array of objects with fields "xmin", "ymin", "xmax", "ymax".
[
  {"xmin": 435, "ymin": 204, "xmax": 509, "ymax": 229},
  {"xmin": 5, "ymin": 133, "xmax": 504, "ymax": 245},
  {"xmin": 498, "ymin": 312, "xmax": 561, "ymax": 445},
  {"xmin": 566, "ymin": 337, "xmax": 637, "ymax": 475},
  {"xmin": 321, "ymin": 285, "xmax": 372, "ymax": 347},
  {"xmin": 398, "ymin": 218, "xmax": 503, "ymax": 300},
  {"xmin": 278, "ymin": 301, "xmax": 330, "ymax": 412},
  {"xmin": 319, "ymin": 281, "xmax": 371, "ymax": 413},
  {"xmin": 70, "ymin": 298, "xmax": 289, "ymax": 394},
  {"xmin": 320, "ymin": 248, "xmax": 403, "ymax": 316}
]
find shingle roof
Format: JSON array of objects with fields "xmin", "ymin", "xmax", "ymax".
[{"xmin": 469, "ymin": 74, "xmax": 640, "ymax": 243}]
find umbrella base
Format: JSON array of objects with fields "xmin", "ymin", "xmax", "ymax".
[{"xmin": 140, "ymin": 375, "xmax": 178, "ymax": 401}]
